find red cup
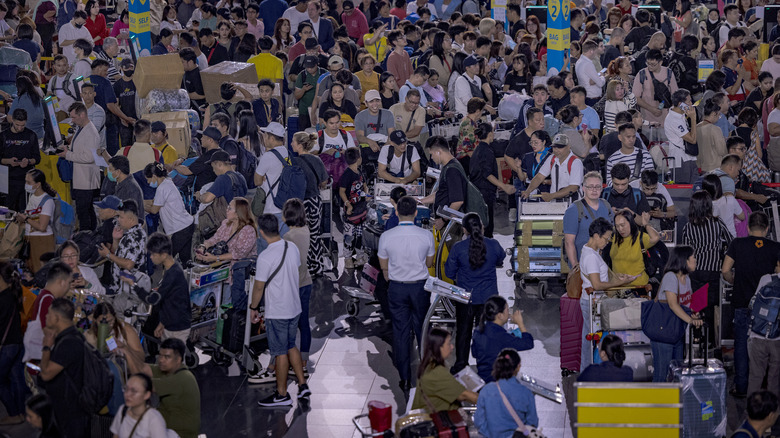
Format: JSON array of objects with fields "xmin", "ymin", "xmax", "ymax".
[{"xmin": 367, "ymin": 400, "xmax": 392, "ymax": 432}]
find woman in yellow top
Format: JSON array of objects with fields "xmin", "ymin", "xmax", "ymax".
[
  {"xmin": 363, "ymin": 20, "xmax": 389, "ymax": 63},
  {"xmin": 355, "ymin": 54, "xmax": 380, "ymax": 110},
  {"xmin": 609, "ymin": 209, "xmax": 660, "ymax": 287}
]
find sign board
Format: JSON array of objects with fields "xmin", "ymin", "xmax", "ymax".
[
  {"xmin": 547, "ymin": 0, "xmax": 570, "ymax": 72},
  {"xmin": 129, "ymin": 0, "xmax": 151, "ymax": 55}
]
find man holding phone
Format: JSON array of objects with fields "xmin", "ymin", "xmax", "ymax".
[
  {"xmin": 293, "ymin": 53, "xmax": 326, "ymax": 130},
  {"xmin": 97, "ymin": 200, "xmax": 147, "ymax": 294},
  {"xmin": 664, "ymin": 89, "xmax": 698, "ymax": 184}
]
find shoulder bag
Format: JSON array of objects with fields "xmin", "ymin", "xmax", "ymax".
[
  {"xmin": 640, "ymin": 279, "xmax": 691, "ymax": 344},
  {"xmin": 495, "ymin": 382, "xmax": 547, "ymax": 438}
]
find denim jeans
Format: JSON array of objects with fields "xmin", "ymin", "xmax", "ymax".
[
  {"xmin": 0, "ymin": 343, "xmax": 29, "ymax": 416},
  {"xmin": 734, "ymin": 307, "xmax": 750, "ymax": 393},
  {"xmin": 298, "ymin": 284, "xmax": 312, "ymax": 354},
  {"xmin": 651, "ymin": 338, "xmax": 684, "ymax": 382},
  {"xmin": 388, "ymin": 280, "xmax": 429, "ymax": 381}
]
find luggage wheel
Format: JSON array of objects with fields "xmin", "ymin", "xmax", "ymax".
[
  {"xmin": 212, "ymin": 350, "xmax": 232, "ymax": 367},
  {"xmin": 346, "ymin": 298, "xmax": 359, "ymax": 317},
  {"xmin": 184, "ymin": 348, "xmax": 199, "ymax": 369},
  {"xmin": 538, "ymin": 281, "xmax": 548, "ymax": 301},
  {"xmin": 514, "ymin": 279, "xmax": 525, "ymax": 300}
]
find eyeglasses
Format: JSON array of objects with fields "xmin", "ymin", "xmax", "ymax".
[
  {"xmin": 583, "ymin": 185, "xmax": 602, "ymax": 191},
  {"xmin": 61, "ymin": 254, "xmax": 79, "ymax": 260}
]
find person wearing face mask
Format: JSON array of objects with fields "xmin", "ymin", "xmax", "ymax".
[
  {"xmin": 15, "ymin": 170, "xmax": 57, "ymax": 272},
  {"xmin": 143, "ymin": 163, "xmax": 195, "ymax": 264},
  {"xmin": 0, "ymin": 109, "xmax": 40, "ymax": 212},
  {"xmin": 106, "ymin": 156, "xmax": 144, "ymax": 219},
  {"xmin": 58, "ymin": 10, "xmax": 92, "ymax": 64},
  {"xmin": 113, "ymin": 59, "xmax": 138, "ymax": 149}
]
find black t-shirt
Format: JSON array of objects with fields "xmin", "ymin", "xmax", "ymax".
[
  {"xmin": 726, "ymin": 236, "xmax": 780, "ymax": 308},
  {"xmin": 0, "ymin": 287, "xmax": 22, "ymax": 345},
  {"xmin": 295, "ymin": 154, "xmax": 329, "ymax": 199},
  {"xmin": 504, "ymin": 72, "xmax": 530, "ymax": 94},
  {"xmin": 599, "ymin": 131, "xmax": 622, "ymax": 161},
  {"xmin": 201, "ymin": 42, "xmax": 229, "ymax": 66},
  {"xmin": 190, "ymin": 147, "xmax": 218, "ymax": 191},
  {"xmin": 505, "ymin": 130, "xmax": 532, "ymax": 177},
  {"xmin": 745, "ymin": 88, "xmax": 769, "ymax": 114},
  {"xmin": 0, "ymin": 127, "xmax": 40, "ymax": 180},
  {"xmin": 625, "ymin": 26, "xmax": 656, "ymax": 52},
  {"xmin": 604, "ymin": 187, "xmax": 650, "ymax": 215},
  {"xmin": 113, "ymin": 78, "xmax": 137, "ymax": 120},
  {"xmin": 158, "ymin": 262, "xmax": 191, "ymax": 331},
  {"xmin": 319, "ymin": 99, "xmax": 358, "ymax": 120},
  {"xmin": 601, "ymin": 45, "xmax": 621, "ymax": 70},
  {"xmin": 182, "ymin": 68, "xmax": 206, "ymax": 107},
  {"xmin": 549, "ymin": 92, "xmax": 571, "ymax": 115},
  {"xmin": 434, "ymin": 159, "xmax": 466, "ymax": 212},
  {"xmin": 46, "ymin": 326, "xmax": 88, "ymax": 426},
  {"xmin": 469, "ymin": 142, "xmax": 498, "ymax": 201},
  {"xmin": 289, "ymin": 53, "xmax": 329, "ymax": 76},
  {"xmin": 381, "ymin": 91, "xmax": 399, "ymax": 110},
  {"xmin": 338, "ymin": 167, "xmax": 364, "ymax": 204}
]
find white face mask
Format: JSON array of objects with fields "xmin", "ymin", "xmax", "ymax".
[{"xmin": 24, "ymin": 184, "xmax": 34, "ymax": 194}]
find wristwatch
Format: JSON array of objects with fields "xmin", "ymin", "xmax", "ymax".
[
  {"xmin": 42, "ymin": 346, "xmax": 51, "ymax": 352},
  {"xmin": 249, "ymin": 304, "xmax": 259, "ymax": 311}
]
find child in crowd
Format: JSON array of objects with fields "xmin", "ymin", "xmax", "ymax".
[{"xmin": 339, "ymin": 148, "xmax": 368, "ymax": 268}]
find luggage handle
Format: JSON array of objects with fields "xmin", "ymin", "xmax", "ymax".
[{"xmin": 688, "ymin": 321, "xmax": 708, "ymax": 368}]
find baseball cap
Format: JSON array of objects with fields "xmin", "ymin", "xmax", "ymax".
[
  {"xmin": 201, "ymin": 126, "xmax": 222, "ymax": 142},
  {"xmin": 463, "ymin": 55, "xmax": 480, "ymax": 67},
  {"xmin": 208, "ymin": 150, "xmax": 231, "ymax": 164},
  {"xmin": 389, "ymin": 130, "xmax": 407, "ymax": 144},
  {"xmin": 328, "ymin": 55, "xmax": 344, "ymax": 67},
  {"xmin": 364, "ymin": 89, "xmax": 381, "ymax": 102},
  {"xmin": 303, "ymin": 55, "xmax": 318, "ymax": 68},
  {"xmin": 552, "ymin": 133, "xmax": 570, "ymax": 148},
  {"xmin": 260, "ymin": 122, "xmax": 286, "ymax": 138},
  {"xmin": 304, "ymin": 38, "xmax": 319, "ymax": 50},
  {"xmin": 94, "ymin": 195, "xmax": 122, "ymax": 210},
  {"xmin": 120, "ymin": 58, "xmax": 134, "ymax": 69},
  {"xmin": 151, "ymin": 121, "xmax": 166, "ymax": 133}
]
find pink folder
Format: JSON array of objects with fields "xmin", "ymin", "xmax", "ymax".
[{"xmin": 690, "ymin": 284, "xmax": 709, "ymax": 313}]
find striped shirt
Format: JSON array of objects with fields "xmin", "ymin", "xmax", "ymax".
[
  {"xmin": 605, "ymin": 147, "xmax": 655, "ymax": 185},
  {"xmin": 681, "ymin": 218, "xmax": 733, "ymax": 272}
]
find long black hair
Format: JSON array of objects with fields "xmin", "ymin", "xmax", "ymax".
[
  {"xmin": 479, "ymin": 295, "xmax": 507, "ymax": 332},
  {"xmin": 492, "ymin": 348, "xmax": 521, "ymax": 381},
  {"xmin": 614, "ymin": 209, "xmax": 639, "ymax": 247},
  {"xmin": 16, "ymin": 75, "xmax": 40, "ymax": 106},
  {"xmin": 27, "ymin": 169, "xmax": 57, "ymax": 197},
  {"xmin": 600, "ymin": 334, "xmax": 627, "ymax": 368},
  {"xmin": 0, "ymin": 261, "xmax": 22, "ymax": 307},
  {"xmin": 417, "ymin": 327, "xmax": 450, "ymax": 378},
  {"xmin": 463, "ymin": 212, "xmax": 487, "ymax": 270},
  {"xmin": 432, "ymin": 31, "xmax": 448, "ymax": 60},
  {"xmin": 701, "ymin": 174, "xmax": 723, "ymax": 200},
  {"xmin": 688, "ymin": 191, "xmax": 714, "ymax": 226},
  {"xmin": 237, "ymin": 109, "xmax": 263, "ymax": 157},
  {"xmin": 664, "ymin": 245, "xmax": 695, "ymax": 276}
]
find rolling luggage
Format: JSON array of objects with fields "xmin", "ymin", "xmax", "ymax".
[
  {"xmin": 669, "ymin": 326, "xmax": 727, "ymax": 438},
  {"xmin": 560, "ymin": 296, "xmax": 583, "ymax": 374}
]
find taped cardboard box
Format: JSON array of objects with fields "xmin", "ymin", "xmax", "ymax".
[
  {"xmin": 200, "ymin": 62, "xmax": 258, "ymax": 104},
  {"xmin": 135, "ymin": 54, "xmax": 185, "ymax": 98},
  {"xmin": 142, "ymin": 111, "xmax": 191, "ymax": 158}
]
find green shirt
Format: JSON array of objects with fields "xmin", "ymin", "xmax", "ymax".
[
  {"xmin": 411, "ymin": 365, "xmax": 465, "ymax": 412},
  {"xmin": 294, "ymin": 67, "xmax": 325, "ymax": 112},
  {"xmin": 151, "ymin": 365, "xmax": 201, "ymax": 438}
]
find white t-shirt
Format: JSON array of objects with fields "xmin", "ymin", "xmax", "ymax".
[
  {"xmin": 377, "ymin": 222, "xmax": 436, "ymax": 281},
  {"xmin": 580, "ymin": 245, "xmax": 609, "ymax": 294},
  {"xmin": 25, "ymin": 193, "xmax": 54, "ymax": 236},
  {"xmin": 255, "ymin": 146, "xmax": 289, "ymax": 215},
  {"xmin": 630, "ymin": 179, "xmax": 675, "ymax": 207},
  {"xmin": 712, "ymin": 194, "xmax": 743, "ymax": 238},
  {"xmin": 538, "ymin": 152, "xmax": 584, "ymax": 193},
  {"xmin": 318, "ymin": 130, "xmax": 357, "ymax": 154},
  {"xmin": 58, "ymin": 23, "xmax": 93, "ymax": 64},
  {"xmin": 768, "ymin": 109, "xmax": 780, "ymax": 140},
  {"xmin": 378, "ymin": 144, "xmax": 420, "ymax": 178},
  {"xmin": 664, "ymin": 110, "xmax": 696, "ymax": 164},
  {"xmin": 110, "ymin": 406, "xmax": 169, "ymax": 438},
  {"xmin": 255, "ymin": 239, "xmax": 302, "ymax": 319},
  {"xmin": 153, "ymin": 178, "xmax": 194, "ymax": 235},
  {"xmin": 283, "ymin": 7, "xmax": 310, "ymax": 36},
  {"xmin": 761, "ymin": 58, "xmax": 780, "ymax": 82}
]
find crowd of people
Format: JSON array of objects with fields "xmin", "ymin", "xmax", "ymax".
[{"xmin": 4, "ymin": 0, "xmax": 780, "ymax": 436}]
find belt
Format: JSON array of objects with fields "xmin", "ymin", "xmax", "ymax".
[{"xmin": 391, "ymin": 279, "xmax": 427, "ymax": 284}]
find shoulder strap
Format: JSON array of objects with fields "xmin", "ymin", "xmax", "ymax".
[
  {"xmin": 567, "ymin": 155, "xmax": 576, "ymax": 174},
  {"xmin": 122, "ymin": 146, "xmax": 131, "ymax": 157},
  {"xmin": 128, "ymin": 407, "xmax": 148, "ymax": 438},
  {"xmin": 495, "ymin": 381, "xmax": 529, "ymax": 435},
  {"xmin": 632, "ymin": 187, "xmax": 642, "ymax": 206},
  {"xmin": 270, "ymin": 148, "xmax": 290, "ymax": 167},
  {"xmin": 265, "ymin": 241, "xmax": 288, "ymax": 286},
  {"xmin": 639, "ymin": 69, "xmax": 646, "ymax": 85},
  {"xmin": 633, "ymin": 149, "xmax": 643, "ymax": 180},
  {"xmin": 317, "ymin": 130, "xmax": 325, "ymax": 153},
  {"xmin": 299, "ymin": 155, "xmax": 320, "ymax": 186},
  {"xmin": 153, "ymin": 147, "xmax": 161, "ymax": 163},
  {"xmin": 340, "ymin": 129, "xmax": 349, "ymax": 146}
]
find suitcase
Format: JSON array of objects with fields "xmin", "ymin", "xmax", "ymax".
[
  {"xmin": 515, "ymin": 219, "xmax": 565, "ymax": 247},
  {"xmin": 600, "ymin": 298, "xmax": 646, "ymax": 331},
  {"xmin": 430, "ymin": 410, "xmax": 468, "ymax": 438},
  {"xmin": 670, "ymin": 326, "xmax": 728, "ymax": 438},
  {"xmin": 560, "ymin": 296, "xmax": 584, "ymax": 373},
  {"xmin": 218, "ymin": 307, "xmax": 259, "ymax": 353}
]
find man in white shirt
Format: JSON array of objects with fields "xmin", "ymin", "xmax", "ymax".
[
  {"xmin": 521, "ymin": 133, "xmax": 583, "ymax": 202},
  {"xmin": 283, "ymin": 0, "xmax": 309, "ymax": 34},
  {"xmin": 606, "ymin": 123, "xmax": 656, "ymax": 185},
  {"xmin": 453, "ymin": 55, "xmax": 484, "ymax": 116},
  {"xmin": 318, "ymin": 109, "xmax": 357, "ymax": 154},
  {"xmin": 664, "ymin": 89, "xmax": 698, "ymax": 184},
  {"xmin": 254, "ymin": 122, "xmax": 292, "ymax": 251},
  {"xmin": 46, "ymin": 55, "xmax": 78, "ymax": 117},
  {"xmin": 574, "ymin": 40, "xmax": 605, "ymax": 106},
  {"xmin": 58, "ymin": 10, "xmax": 92, "ymax": 65},
  {"xmin": 378, "ymin": 196, "xmax": 435, "ymax": 395},
  {"xmin": 61, "ymin": 102, "xmax": 100, "ymax": 231},
  {"xmin": 378, "ymin": 130, "xmax": 421, "ymax": 183},
  {"xmin": 720, "ymin": 4, "xmax": 746, "ymax": 48},
  {"xmin": 399, "ymin": 66, "xmax": 430, "ymax": 106}
]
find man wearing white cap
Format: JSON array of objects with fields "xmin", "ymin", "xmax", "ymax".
[
  {"xmin": 355, "ymin": 89, "xmax": 395, "ymax": 153},
  {"xmin": 521, "ymin": 133, "xmax": 583, "ymax": 202},
  {"xmin": 254, "ymin": 122, "xmax": 291, "ymax": 251}
]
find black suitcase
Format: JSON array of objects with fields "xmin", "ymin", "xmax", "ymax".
[{"xmin": 219, "ymin": 307, "xmax": 259, "ymax": 353}]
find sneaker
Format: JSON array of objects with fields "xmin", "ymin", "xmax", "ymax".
[
  {"xmin": 289, "ymin": 365, "xmax": 310, "ymax": 379},
  {"xmin": 298, "ymin": 383, "xmax": 312, "ymax": 399},
  {"xmin": 508, "ymin": 208, "xmax": 517, "ymax": 222},
  {"xmin": 257, "ymin": 390, "xmax": 293, "ymax": 407},
  {"xmin": 247, "ymin": 369, "xmax": 277, "ymax": 384}
]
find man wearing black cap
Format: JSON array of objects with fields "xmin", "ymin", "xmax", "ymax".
[
  {"xmin": 200, "ymin": 27, "xmax": 229, "ymax": 66},
  {"xmin": 289, "ymin": 38, "xmax": 329, "ymax": 79},
  {"xmin": 172, "ymin": 126, "xmax": 220, "ymax": 191},
  {"xmin": 294, "ymin": 54, "xmax": 326, "ymax": 130},
  {"xmin": 150, "ymin": 122, "xmax": 178, "ymax": 167},
  {"xmin": 453, "ymin": 54, "xmax": 486, "ymax": 117},
  {"xmin": 197, "ymin": 150, "xmax": 247, "ymax": 205},
  {"xmin": 378, "ymin": 130, "xmax": 421, "ymax": 184},
  {"xmin": 113, "ymin": 58, "xmax": 138, "ymax": 149}
]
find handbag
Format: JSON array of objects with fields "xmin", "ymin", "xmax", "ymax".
[
  {"xmin": 566, "ymin": 265, "xmax": 583, "ymax": 299},
  {"xmin": 23, "ymin": 294, "xmax": 49, "ymax": 361},
  {"xmin": 346, "ymin": 200, "xmax": 368, "ymax": 225},
  {"xmin": 419, "ymin": 388, "xmax": 468, "ymax": 438},
  {"xmin": 495, "ymin": 382, "xmax": 547, "ymax": 438},
  {"xmin": 640, "ymin": 281, "xmax": 691, "ymax": 344}
]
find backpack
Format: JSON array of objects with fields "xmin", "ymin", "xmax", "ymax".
[
  {"xmin": 639, "ymin": 69, "xmax": 673, "ymax": 109},
  {"xmin": 318, "ymin": 129, "xmax": 350, "ymax": 154},
  {"xmin": 385, "ymin": 145, "xmax": 414, "ymax": 177},
  {"xmin": 236, "ymin": 142, "xmax": 258, "ymax": 190},
  {"xmin": 65, "ymin": 333, "xmax": 114, "ymax": 414},
  {"xmin": 47, "ymin": 72, "xmax": 77, "ymax": 100},
  {"xmin": 71, "ymin": 230, "xmax": 103, "ymax": 264},
  {"xmin": 41, "ymin": 194, "xmax": 75, "ymax": 245},
  {"xmin": 574, "ymin": 198, "xmax": 614, "ymax": 225},
  {"xmin": 640, "ymin": 231, "xmax": 669, "ymax": 283},
  {"xmin": 212, "ymin": 101, "xmax": 232, "ymax": 118},
  {"xmin": 440, "ymin": 160, "xmax": 488, "ymax": 224},
  {"xmin": 749, "ymin": 275, "xmax": 780, "ymax": 339},
  {"xmin": 603, "ymin": 186, "xmax": 643, "ymax": 209},
  {"xmin": 122, "ymin": 145, "xmax": 162, "ymax": 164},
  {"xmin": 710, "ymin": 21, "xmax": 732, "ymax": 49},
  {"xmin": 269, "ymin": 149, "xmax": 306, "ymax": 209}
]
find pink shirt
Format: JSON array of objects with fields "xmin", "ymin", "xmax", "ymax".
[
  {"xmin": 387, "ymin": 49, "xmax": 413, "ymax": 87},
  {"xmin": 247, "ymin": 18, "xmax": 264, "ymax": 40},
  {"xmin": 342, "ymin": 9, "xmax": 369, "ymax": 46}
]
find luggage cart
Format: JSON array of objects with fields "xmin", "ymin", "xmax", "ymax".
[
  {"xmin": 320, "ymin": 182, "xmax": 340, "ymax": 276},
  {"xmin": 420, "ymin": 276, "xmax": 471, "ymax": 355},
  {"xmin": 507, "ymin": 199, "xmax": 569, "ymax": 300}
]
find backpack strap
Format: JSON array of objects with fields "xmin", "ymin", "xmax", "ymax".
[
  {"xmin": 632, "ymin": 149, "xmax": 643, "ymax": 180},
  {"xmin": 632, "ymin": 187, "xmax": 642, "ymax": 206},
  {"xmin": 339, "ymin": 129, "xmax": 349, "ymax": 147},
  {"xmin": 567, "ymin": 155, "xmax": 576, "ymax": 174},
  {"xmin": 152, "ymin": 147, "xmax": 161, "ymax": 163},
  {"xmin": 317, "ymin": 130, "xmax": 325, "ymax": 154}
]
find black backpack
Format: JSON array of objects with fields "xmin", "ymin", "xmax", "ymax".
[
  {"xmin": 639, "ymin": 69, "xmax": 673, "ymax": 109},
  {"xmin": 385, "ymin": 145, "xmax": 414, "ymax": 176},
  {"xmin": 236, "ymin": 142, "xmax": 258, "ymax": 189},
  {"xmin": 66, "ymin": 334, "xmax": 114, "ymax": 414}
]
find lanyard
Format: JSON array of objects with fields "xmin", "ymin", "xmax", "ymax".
[{"xmin": 263, "ymin": 101, "xmax": 272, "ymax": 123}]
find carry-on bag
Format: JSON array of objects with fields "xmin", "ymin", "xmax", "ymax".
[{"xmin": 560, "ymin": 295, "xmax": 583, "ymax": 373}]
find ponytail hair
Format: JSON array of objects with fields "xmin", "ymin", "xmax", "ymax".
[
  {"xmin": 27, "ymin": 169, "xmax": 57, "ymax": 197},
  {"xmin": 292, "ymin": 131, "xmax": 319, "ymax": 152},
  {"xmin": 600, "ymin": 334, "xmax": 626, "ymax": 368},
  {"xmin": 478, "ymin": 295, "xmax": 507, "ymax": 332},
  {"xmin": 463, "ymin": 212, "xmax": 486, "ymax": 270},
  {"xmin": 492, "ymin": 348, "xmax": 521, "ymax": 381}
]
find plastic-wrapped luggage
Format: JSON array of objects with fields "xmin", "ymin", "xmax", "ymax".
[
  {"xmin": 622, "ymin": 344, "xmax": 653, "ymax": 382},
  {"xmin": 600, "ymin": 298, "xmax": 646, "ymax": 331},
  {"xmin": 669, "ymin": 327, "xmax": 727, "ymax": 438},
  {"xmin": 560, "ymin": 296, "xmax": 583, "ymax": 374},
  {"xmin": 139, "ymin": 88, "xmax": 191, "ymax": 114}
]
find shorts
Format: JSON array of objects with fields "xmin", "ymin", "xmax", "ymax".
[{"xmin": 266, "ymin": 315, "xmax": 301, "ymax": 357}]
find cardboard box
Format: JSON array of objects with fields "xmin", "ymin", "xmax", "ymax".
[
  {"xmin": 200, "ymin": 62, "xmax": 258, "ymax": 104},
  {"xmin": 227, "ymin": 83, "xmax": 283, "ymax": 109},
  {"xmin": 134, "ymin": 54, "xmax": 185, "ymax": 98},
  {"xmin": 143, "ymin": 111, "xmax": 191, "ymax": 158}
]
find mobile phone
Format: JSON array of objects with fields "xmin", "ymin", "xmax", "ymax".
[
  {"xmin": 26, "ymin": 362, "xmax": 41, "ymax": 373},
  {"xmin": 120, "ymin": 270, "xmax": 135, "ymax": 282},
  {"xmin": 679, "ymin": 103, "xmax": 690, "ymax": 111}
]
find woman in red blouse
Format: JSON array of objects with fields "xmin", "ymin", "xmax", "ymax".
[{"xmin": 85, "ymin": 0, "xmax": 109, "ymax": 46}]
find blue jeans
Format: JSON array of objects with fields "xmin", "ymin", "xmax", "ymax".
[
  {"xmin": 734, "ymin": 308, "xmax": 750, "ymax": 393},
  {"xmin": 651, "ymin": 338, "xmax": 684, "ymax": 382},
  {"xmin": 0, "ymin": 344, "xmax": 29, "ymax": 416},
  {"xmin": 230, "ymin": 259, "xmax": 253, "ymax": 311},
  {"xmin": 256, "ymin": 213, "xmax": 290, "ymax": 254},
  {"xmin": 267, "ymin": 314, "xmax": 301, "ymax": 357},
  {"xmin": 388, "ymin": 280, "xmax": 429, "ymax": 381},
  {"xmin": 298, "ymin": 284, "xmax": 312, "ymax": 354}
]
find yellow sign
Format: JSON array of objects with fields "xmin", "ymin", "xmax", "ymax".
[
  {"xmin": 549, "ymin": 0, "xmax": 561, "ymax": 21},
  {"xmin": 129, "ymin": 11, "xmax": 150, "ymax": 34},
  {"xmin": 547, "ymin": 28, "xmax": 570, "ymax": 51}
]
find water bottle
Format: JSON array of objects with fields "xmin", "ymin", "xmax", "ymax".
[{"xmin": 97, "ymin": 321, "xmax": 111, "ymax": 355}]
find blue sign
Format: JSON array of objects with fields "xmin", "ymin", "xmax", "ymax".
[
  {"xmin": 129, "ymin": 0, "xmax": 151, "ymax": 54},
  {"xmin": 547, "ymin": 0, "xmax": 570, "ymax": 72}
]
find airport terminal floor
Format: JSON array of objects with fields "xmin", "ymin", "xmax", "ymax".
[{"xmin": 0, "ymin": 202, "xmax": 749, "ymax": 438}]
